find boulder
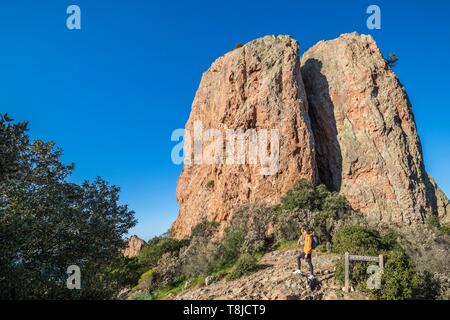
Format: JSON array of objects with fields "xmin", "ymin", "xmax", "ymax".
[{"xmin": 123, "ymin": 235, "xmax": 145, "ymax": 258}]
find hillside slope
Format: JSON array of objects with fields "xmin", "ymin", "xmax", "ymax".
[{"xmin": 172, "ymin": 249, "xmax": 368, "ymax": 300}]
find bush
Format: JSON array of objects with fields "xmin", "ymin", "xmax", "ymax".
[
  {"xmin": 106, "ymin": 256, "xmax": 144, "ymax": 290},
  {"xmin": 177, "ymin": 220, "xmax": 221, "ymax": 277},
  {"xmin": 375, "ymin": 250, "xmax": 423, "ymax": 300},
  {"xmin": 227, "ymin": 204, "xmax": 274, "ymax": 255},
  {"xmin": 426, "ymin": 214, "xmax": 450, "ymax": 236},
  {"xmin": 180, "ymin": 235, "xmax": 220, "ymax": 277},
  {"xmin": 272, "ymin": 240, "xmax": 298, "ymax": 252},
  {"xmin": 0, "ymin": 115, "xmax": 137, "ymax": 299},
  {"xmin": 134, "ymin": 221, "xmax": 220, "ymax": 296},
  {"xmin": 131, "ymin": 268, "xmax": 155, "ymax": 294},
  {"xmin": 334, "ymin": 224, "xmax": 386, "ymax": 290},
  {"xmin": 208, "ymin": 204, "xmax": 274, "ymax": 272},
  {"xmin": 280, "ymin": 180, "xmax": 325, "ymax": 212},
  {"xmin": 332, "ymin": 224, "xmax": 381, "ymax": 256},
  {"xmin": 129, "ymin": 253, "xmax": 185, "ymax": 298},
  {"xmin": 190, "ymin": 220, "xmax": 219, "ymax": 239},
  {"xmin": 138, "ymin": 235, "xmax": 188, "ymax": 268},
  {"xmin": 386, "ymin": 52, "xmax": 399, "ymax": 67},
  {"xmin": 332, "ymin": 224, "xmax": 439, "ymax": 300},
  {"xmin": 417, "ymin": 272, "xmax": 450, "ymax": 300},
  {"xmin": 152, "ymin": 252, "xmax": 184, "ymax": 290},
  {"xmin": 219, "ymin": 228, "xmax": 245, "ymax": 267},
  {"xmin": 275, "ymin": 180, "xmax": 348, "ymax": 243},
  {"xmin": 227, "ymin": 254, "xmax": 258, "ymax": 280},
  {"xmin": 274, "ymin": 208, "xmax": 311, "ymax": 242}
]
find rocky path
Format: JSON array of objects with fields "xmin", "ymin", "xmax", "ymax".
[{"xmin": 173, "ymin": 250, "xmax": 367, "ymax": 300}]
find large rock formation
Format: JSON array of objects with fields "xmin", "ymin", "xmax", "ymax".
[
  {"xmin": 172, "ymin": 36, "xmax": 318, "ymax": 239},
  {"xmin": 172, "ymin": 33, "xmax": 449, "ymax": 239},
  {"xmin": 301, "ymin": 32, "xmax": 440, "ymax": 224}
]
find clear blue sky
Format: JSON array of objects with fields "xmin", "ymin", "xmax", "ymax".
[{"xmin": 1, "ymin": 0, "xmax": 449, "ymax": 240}]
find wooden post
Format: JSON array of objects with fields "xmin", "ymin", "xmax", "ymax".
[
  {"xmin": 344, "ymin": 252, "xmax": 350, "ymax": 293},
  {"xmin": 379, "ymin": 254, "xmax": 384, "ymax": 274}
]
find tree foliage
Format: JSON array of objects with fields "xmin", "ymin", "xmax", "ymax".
[
  {"xmin": 0, "ymin": 114, "xmax": 136, "ymax": 299},
  {"xmin": 276, "ymin": 180, "xmax": 348, "ymax": 242},
  {"xmin": 138, "ymin": 235, "xmax": 188, "ymax": 269},
  {"xmin": 386, "ymin": 52, "xmax": 399, "ymax": 67}
]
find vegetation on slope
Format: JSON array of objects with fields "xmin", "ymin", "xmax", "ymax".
[
  {"xmin": 129, "ymin": 179, "xmax": 449, "ymax": 300},
  {"xmin": 0, "ymin": 113, "xmax": 138, "ymax": 299}
]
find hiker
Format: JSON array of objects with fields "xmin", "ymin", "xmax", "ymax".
[{"xmin": 293, "ymin": 226, "xmax": 314, "ymax": 277}]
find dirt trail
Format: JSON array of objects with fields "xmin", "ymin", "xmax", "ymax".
[{"xmin": 173, "ymin": 250, "xmax": 368, "ymax": 300}]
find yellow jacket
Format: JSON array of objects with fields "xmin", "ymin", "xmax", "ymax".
[{"xmin": 304, "ymin": 233, "xmax": 313, "ymax": 255}]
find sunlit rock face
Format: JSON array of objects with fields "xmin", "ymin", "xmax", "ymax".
[{"xmin": 172, "ymin": 35, "xmax": 317, "ymax": 239}]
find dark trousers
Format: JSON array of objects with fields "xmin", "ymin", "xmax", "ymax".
[{"xmin": 297, "ymin": 251, "xmax": 314, "ymax": 275}]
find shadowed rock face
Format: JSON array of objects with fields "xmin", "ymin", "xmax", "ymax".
[
  {"xmin": 428, "ymin": 176, "xmax": 450, "ymax": 224},
  {"xmin": 171, "ymin": 33, "xmax": 449, "ymax": 239},
  {"xmin": 301, "ymin": 32, "xmax": 440, "ymax": 224},
  {"xmin": 171, "ymin": 35, "xmax": 318, "ymax": 239}
]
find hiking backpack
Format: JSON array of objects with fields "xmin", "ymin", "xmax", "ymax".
[{"xmin": 311, "ymin": 234, "xmax": 320, "ymax": 249}]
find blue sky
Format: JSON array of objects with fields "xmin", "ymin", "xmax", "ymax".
[{"xmin": 1, "ymin": 0, "xmax": 449, "ymax": 240}]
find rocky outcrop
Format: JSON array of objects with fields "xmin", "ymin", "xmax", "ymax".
[
  {"xmin": 428, "ymin": 176, "xmax": 450, "ymax": 224},
  {"xmin": 301, "ymin": 32, "xmax": 438, "ymax": 225},
  {"xmin": 123, "ymin": 235, "xmax": 145, "ymax": 258},
  {"xmin": 172, "ymin": 33, "xmax": 449, "ymax": 239},
  {"xmin": 172, "ymin": 36, "xmax": 317, "ymax": 239}
]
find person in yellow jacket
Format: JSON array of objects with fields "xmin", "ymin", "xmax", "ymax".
[{"xmin": 293, "ymin": 226, "xmax": 314, "ymax": 276}]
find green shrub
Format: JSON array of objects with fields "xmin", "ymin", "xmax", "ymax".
[
  {"xmin": 139, "ymin": 269, "xmax": 155, "ymax": 284},
  {"xmin": 136, "ymin": 221, "xmax": 219, "ymax": 296},
  {"xmin": 280, "ymin": 180, "xmax": 347, "ymax": 212},
  {"xmin": 310, "ymin": 209, "xmax": 338, "ymax": 242},
  {"xmin": 440, "ymin": 224, "xmax": 450, "ymax": 236},
  {"xmin": 272, "ymin": 240, "xmax": 298, "ymax": 252},
  {"xmin": 314, "ymin": 243, "xmax": 328, "ymax": 253},
  {"xmin": 180, "ymin": 235, "xmax": 219, "ymax": 277},
  {"xmin": 138, "ymin": 235, "xmax": 188, "ymax": 268},
  {"xmin": 227, "ymin": 254, "xmax": 258, "ymax": 280},
  {"xmin": 191, "ymin": 220, "xmax": 219, "ymax": 239},
  {"xmin": 333, "ymin": 224, "xmax": 437, "ymax": 300},
  {"xmin": 416, "ymin": 271, "xmax": 449, "ymax": 300},
  {"xmin": 130, "ymin": 268, "xmax": 155, "ymax": 294},
  {"xmin": 332, "ymin": 224, "xmax": 381, "ymax": 256},
  {"xmin": 334, "ymin": 224, "xmax": 385, "ymax": 290},
  {"xmin": 228, "ymin": 204, "xmax": 274, "ymax": 254},
  {"xmin": 426, "ymin": 214, "xmax": 450, "ymax": 236},
  {"xmin": 219, "ymin": 228, "xmax": 245, "ymax": 267},
  {"xmin": 280, "ymin": 180, "xmax": 324, "ymax": 212},
  {"xmin": 276, "ymin": 180, "xmax": 348, "ymax": 243},
  {"xmin": 170, "ymin": 220, "xmax": 221, "ymax": 278},
  {"xmin": 152, "ymin": 252, "xmax": 184, "ymax": 289},
  {"xmin": 375, "ymin": 250, "xmax": 423, "ymax": 300},
  {"xmin": 274, "ymin": 208, "xmax": 310, "ymax": 242},
  {"xmin": 212, "ymin": 204, "xmax": 273, "ymax": 271}
]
